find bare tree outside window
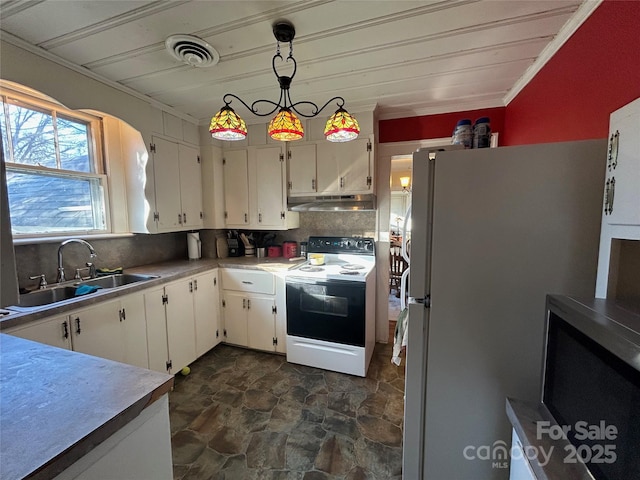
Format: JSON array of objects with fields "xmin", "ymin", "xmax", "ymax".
[{"xmin": 0, "ymin": 95, "xmax": 107, "ymax": 235}]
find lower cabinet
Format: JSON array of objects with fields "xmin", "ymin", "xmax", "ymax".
[
  {"xmin": 8, "ymin": 295, "xmax": 149, "ymax": 369},
  {"xmin": 220, "ymin": 268, "xmax": 284, "ymax": 352},
  {"xmin": 143, "ymin": 269, "xmax": 220, "ymax": 374},
  {"xmin": 6, "ymin": 314, "xmax": 72, "ymax": 350}
]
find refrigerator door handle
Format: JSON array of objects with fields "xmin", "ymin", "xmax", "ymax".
[{"xmin": 408, "ymin": 295, "xmax": 431, "ymax": 308}]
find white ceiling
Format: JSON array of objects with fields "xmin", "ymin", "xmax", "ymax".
[{"xmin": 0, "ymin": 0, "xmax": 595, "ymax": 125}]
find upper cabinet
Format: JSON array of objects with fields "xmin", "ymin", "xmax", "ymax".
[
  {"xmin": 602, "ymin": 97, "xmax": 640, "ymax": 226},
  {"xmin": 222, "ymin": 145, "xmax": 299, "ymax": 230},
  {"xmin": 316, "ymin": 137, "xmax": 374, "ymax": 195},
  {"xmin": 595, "ymin": 97, "xmax": 640, "ymax": 301}
]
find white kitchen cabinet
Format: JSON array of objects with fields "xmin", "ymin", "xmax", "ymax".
[
  {"xmin": 194, "ymin": 270, "xmax": 221, "ymax": 357},
  {"xmin": 287, "ymin": 144, "xmax": 317, "ymax": 196},
  {"xmin": 201, "ymin": 144, "xmax": 226, "ymax": 229},
  {"xmin": 144, "ymin": 285, "xmax": 171, "ymax": 373},
  {"xmin": 602, "ymin": 97, "xmax": 640, "ymax": 226},
  {"xmin": 316, "ymin": 137, "xmax": 374, "ymax": 194},
  {"xmin": 223, "ymin": 149, "xmax": 250, "ymax": 226},
  {"xmin": 222, "ymin": 145, "xmax": 299, "ymax": 230},
  {"xmin": 143, "ymin": 270, "xmax": 219, "ymax": 373},
  {"xmin": 69, "ymin": 300, "xmax": 125, "ymax": 363},
  {"xmin": 220, "ymin": 268, "xmax": 280, "ymax": 351},
  {"xmin": 595, "ymin": 97, "xmax": 640, "ymax": 300},
  {"xmin": 120, "ymin": 294, "xmax": 149, "ymax": 369},
  {"xmin": 127, "ymin": 136, "xmax": 203, "ymax": 233},
  {"xmin": 6, "ymin": 314, "xmax": 72, "ymax": 350}
]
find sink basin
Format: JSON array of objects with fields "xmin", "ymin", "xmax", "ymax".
[
  {"xmin": 78, "ymin": 273, "xmax": 158, "ymax": 289},
  {"xmin": 17, "ymin": 286, "xmax": 78, "ymax": 308},
  {"xmin": 8, "ymin": 273, "xmax": 159, "ymax": 311}
]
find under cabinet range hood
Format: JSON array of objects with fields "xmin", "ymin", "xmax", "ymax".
[{"xmin": 288, "ymin": 194, "xmax": 376, "ymax": 212}]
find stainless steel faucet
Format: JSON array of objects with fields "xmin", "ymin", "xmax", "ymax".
[{"xmin": 57, "ymin": 239, "xmax": 97, "ymax": 283}]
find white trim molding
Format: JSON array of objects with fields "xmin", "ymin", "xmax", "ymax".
[{"xmin": 503, "ymin": 0, "xmax": 603, "ymax": 105}]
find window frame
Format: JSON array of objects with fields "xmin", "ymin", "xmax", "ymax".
[{"xmin": 1, "ymin": 87, "xmax": 111, "ymax": 238}]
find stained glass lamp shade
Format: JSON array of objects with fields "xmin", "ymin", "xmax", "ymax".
[
  {"xmin": 209, "ymin": 106, "xmax": 248, "ymax": 141},
  {"xmin": 268, "ymin": 108, "xmax": 304, "ymax": 141},
  {"xmin": 324, "ymin": 107, "xmax": 360, "ymax": 142}
]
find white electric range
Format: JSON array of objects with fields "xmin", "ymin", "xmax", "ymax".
[{"xmin": 285, "ymin": 236, "xmax": 376, "ymax": 377}]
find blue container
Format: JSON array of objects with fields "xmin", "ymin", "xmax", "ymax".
[
  {"xmin": 473, "ymin": 117, "xmax": 491, "ymax": 148},
  {"xmin": 452, "ymin": 119, "xmax": 473, "ymax": 148}
]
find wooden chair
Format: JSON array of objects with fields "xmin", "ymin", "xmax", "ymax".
[{"xmin": 389, "ymin": 246, "xmax": 408, "ymax": 297}]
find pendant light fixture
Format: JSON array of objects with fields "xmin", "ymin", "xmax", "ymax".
[{"xmin": 209, "ymin": 21, "xmax": 359, "ymax": 143}]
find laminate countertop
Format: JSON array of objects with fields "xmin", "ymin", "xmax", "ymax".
[
  {"xmin": 0, "ymin": 333, "xmax": 173, "ymax": 480},
  {"xmin": 0, "ymin": 256, "xmax": 304, "ymax": 330}
]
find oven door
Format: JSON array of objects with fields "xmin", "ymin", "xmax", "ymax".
[{"xmin": 286, "ymin": 277, "xmax": 366, "ymax": 346}]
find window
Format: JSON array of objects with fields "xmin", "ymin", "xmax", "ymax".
[{"xmin": 0, "ymin": 90, "xmax": 108, "ymax": 236}]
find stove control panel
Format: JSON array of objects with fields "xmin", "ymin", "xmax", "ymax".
[{"xmin": 307, "ymin": 236, "xmax": 375, "ymax": 255}]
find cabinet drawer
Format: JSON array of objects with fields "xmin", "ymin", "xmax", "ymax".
[{"xmin": 221, "ymin": 269, "xmax": 275, "ymax": 294}]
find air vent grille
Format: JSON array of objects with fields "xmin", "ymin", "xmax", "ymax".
[{"xmin": 165, "ymin": 34, "xmax": 219, "ymax": 68}]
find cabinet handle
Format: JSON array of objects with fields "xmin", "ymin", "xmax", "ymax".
[
  {"xmin": 75, "ymin": 317, "xmax": 81, "ymax": 335},
  {"xmin": 213, "ymin": 277, "xmax": 217, "ymax": 286},
  {"xmin": 243, "ymin": 298, "xmax": 246, "ymax": 309},
  {"xmin": 340, "ymin": 176, "xmax": 344, "ymax": 188},
  {"xmin": 247, "ymin": 299, "xmax": 251, "ymax": 309},
  {"xmin": 194, "ymin": 279, "xmax": 198, "ymax": 291},
  {"xmin": 62, "ymin": 321, "xmax": 69, "ymax": 339},
  {"xmin": 120, "ymin": 308, "xmax": 126, "ymax": 321},
  {"xmin": 244, "ymin": 213, "xmax": 248, "ymax": 223},
  {"xmin": 604, "ymin": 178, "xmax": 610, "ymax": 215},
  {"xmin": 609, "ymin": 176, "xmax": 615, "ymax": 214},
  {"xmin": 183, "ymin": 212, "xmax": 187, "ymax": 224},
  {"xmin": 178, "ymin": 213, "xmax": 183, "ymax": 224},
  {"xmin": 189, "ymin": 281, "xmax": 193, "ymax": 293},
  {"xmin": 312, "ymin": 178, "xmax": 316, "ymax": 190},
  {"xmin": 242, "ymin": 281, "xmax": 253, "ymax": 285},
  {"xmin": 259, "ymin": 213, "xmax": 262, "ymax": 223},
  {"xmin": 608, "ymin": 130, "xmax": 619, "ymax": 171}
]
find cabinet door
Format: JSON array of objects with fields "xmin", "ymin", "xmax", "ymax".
[
  {"xmin": 222, "ymin": 291, "xmax": 248, "ymax": 346},
  {"xmin": 178, "ymin": 144, "xmax": 203, "ymax": 229},
  {"xmin": 120, "ymin": 294, "xmax": 149, "ymax": 369},
  {"xmin": 316, "ymin": 142, "xmax": 341, "ymax": 193},
  {"xmin": 194, "ymin": 271, "xmax": 220, "ymax": 357},
  {"xmin": 288, "ymin": 144, "xmax": 317, "ymax": 196},
  {"xmin": 165, "ymin": 279, "xmax": 197, "ymax": 372},
  {"xmin": 143, "ymin": 286, "xmax": 169, "ymax": 373},
  {"xmin": 341, "ymin": 138, "xmax": 373, "ymax": 193},
  {"xmin": 605, "ymin": 106, "xmax": 640, "ymax": 226},
  {"xmin": 223, "ymin": 149, "xmax": 250, "ymax": 226},
  {"xmin": 71, "ymin": 301, "xmax": 124, "ymax": 363},
  {"xmin": 256, "ymin": 146, "xmax": 286, "ymax": 227},
  {"xmin": 6, "ymin": 314, "xmax": 72, "ymax": 350},
  {"xmin": 152, "ymin": 137, "xmax": 182, "ymax": 231},
  {"xmin": 247, "ymin": 295, "xmax": 276, "ymax": 352}
]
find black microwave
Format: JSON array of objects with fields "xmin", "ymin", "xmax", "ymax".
[{"xmin": 542, "ymin": 295, "xmax": 640, "ymax": 480}]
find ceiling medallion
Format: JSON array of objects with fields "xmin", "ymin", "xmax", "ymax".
[{"xmin": 209, "ymin": 21, "xmax": 359, "ymax": 143}]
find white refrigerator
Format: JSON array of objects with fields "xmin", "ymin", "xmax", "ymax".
[{"xmin": 403, "ymin": 139, "xmax": 606, "ymax": 479}]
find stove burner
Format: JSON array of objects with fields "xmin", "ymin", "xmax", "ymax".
[
  {"xmin": 299, "ymin": 265, "xmax": 324, "ymax": 272},
  {"xmin": 339, "ymin": 270, "xmax": 362, "ymax": 275},
  {"xmin": 341, "ymin": 264, "xmax": 365, "ymax": 270}
]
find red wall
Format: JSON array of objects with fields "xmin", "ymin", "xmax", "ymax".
[
  {"xmin": 503, "ymin": 0, "xmax": 640, "ymax": 145},
  {"xmin": 379, "ymin": 0, "xmax": 640, "ymax": 146},
  {"xmin": 379, "ymin": 107, "xmax": 505, "ymax": 144}
]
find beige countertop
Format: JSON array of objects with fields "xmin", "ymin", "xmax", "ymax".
[{"xmin": 1, "ymin": 256, "xmax": 305, "ymax": 330}]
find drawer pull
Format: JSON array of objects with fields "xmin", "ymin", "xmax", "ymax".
[{"xmin": 242, "ymin": 281, "xmax": 253, "ymax": 284}]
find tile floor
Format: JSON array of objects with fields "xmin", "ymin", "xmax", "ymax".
[{"xmin": 169, "ymin": 342, "xmax": 405, "ymax": 480}]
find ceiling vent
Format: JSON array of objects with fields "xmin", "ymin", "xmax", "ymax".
[{"xmin": 165, "ymin": 34, "xmax": 219, "ymax": 68}]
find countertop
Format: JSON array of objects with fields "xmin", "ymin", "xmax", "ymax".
[
  {"xmin": 1, "ymin": 256, "xmax": 305, "ymax": 330},
  {"xmin": 0, "ymin": 333, "xmax": 173, "ymax": 480}
]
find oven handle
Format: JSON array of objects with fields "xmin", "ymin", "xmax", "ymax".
[{"xmin": 286, "ymin": 276, "xmax": 366, "ymax": 288}]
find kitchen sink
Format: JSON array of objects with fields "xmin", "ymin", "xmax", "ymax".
[
  {"xmin": 17, "ymin": 286, "xmax": 78, "ymax": 308},
  {"xmin": 77, "ymin": 273, "xmax": 159, "ymax": 289},
  {"xmin": 9, "ymin": 273, "xmax": 159, "ymax": 310}
]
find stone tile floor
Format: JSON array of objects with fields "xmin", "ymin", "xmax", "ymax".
[{"xmin": 170, "ymin": 342, "xmax": 405, "ymax": 480}]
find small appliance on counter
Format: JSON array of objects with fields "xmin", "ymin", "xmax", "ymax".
[
  {"xmin": 267, "ymin": 245, "xmax": 282, "ymax": 257},
  {"xmin": 227, "ymin": 237, "xmax": 243, "ymax": 257},
  {"xmin": 187, "ymin": 232, "xmax": 201, "ymax": 260},
  {"xmin": 282, "ymin": 241, "xmax": 298, "ymax": 259}
]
